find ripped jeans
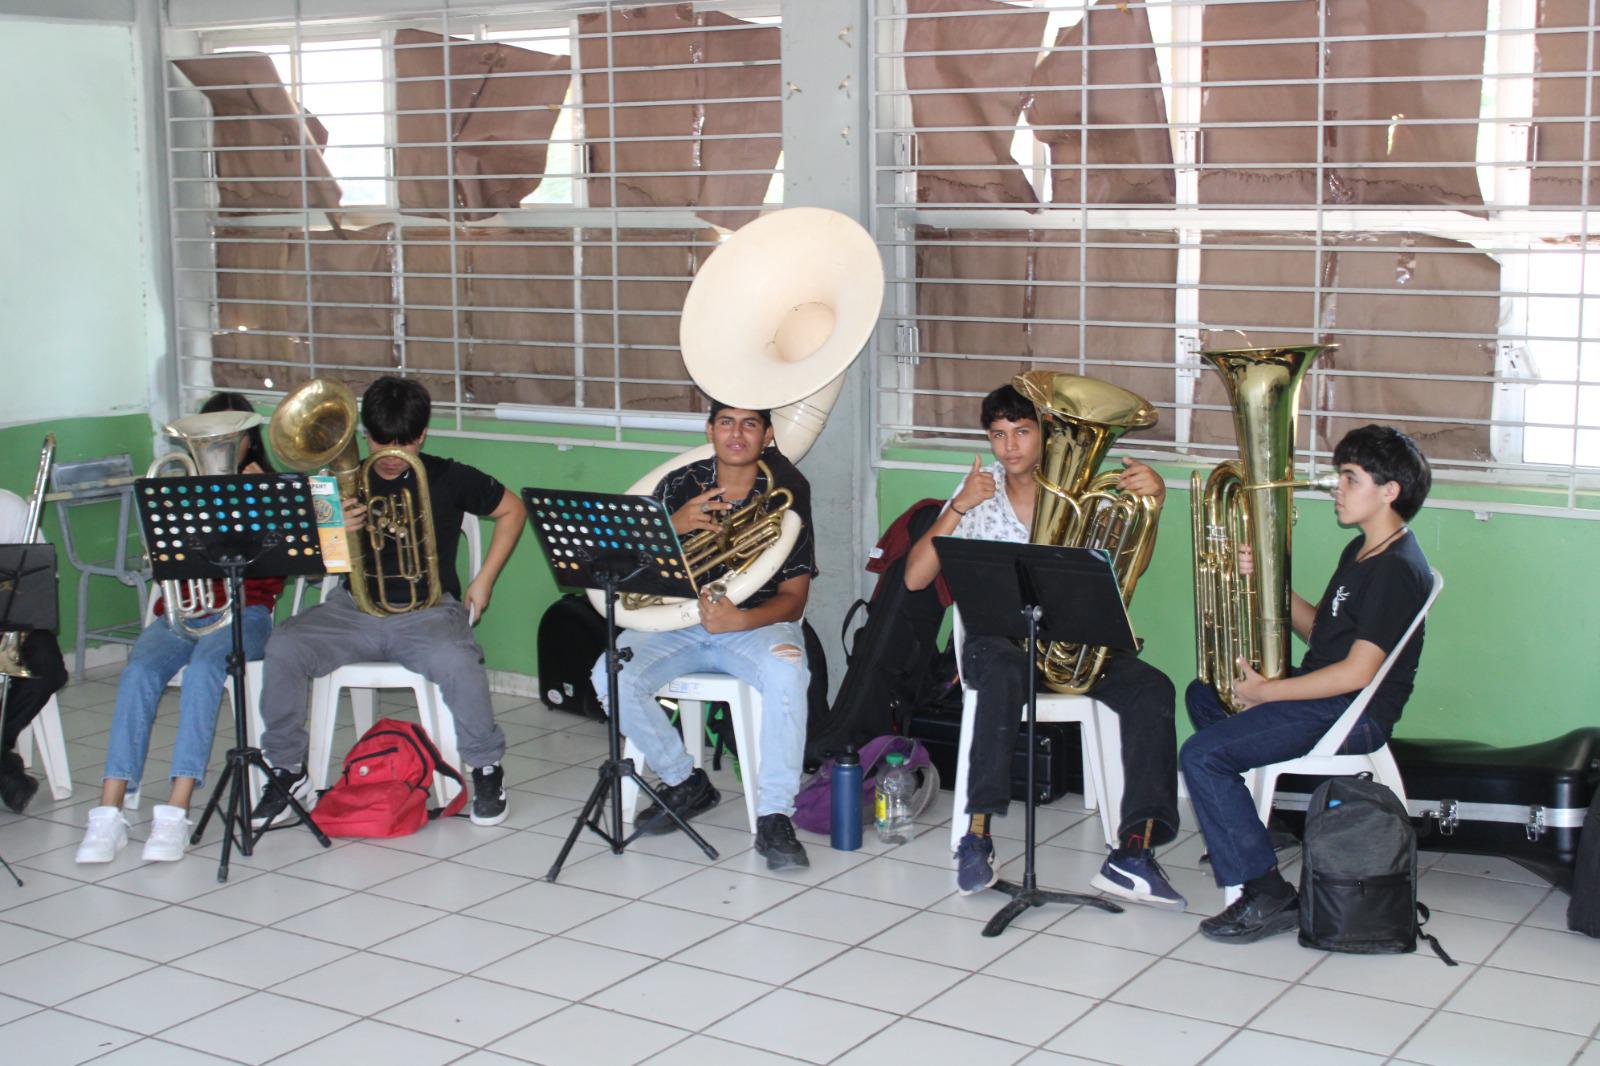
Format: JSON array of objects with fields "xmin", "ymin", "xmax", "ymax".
[{"xmin": 591, "ymin": 620, "xmax": 809, "ymax": 818}]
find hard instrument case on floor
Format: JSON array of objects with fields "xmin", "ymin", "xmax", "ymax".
[
  {"xmin": 1277, "ymin": 727, "xmax": 1600, "ymax": 889},
  {"xmin": 908, "ymin": 713, "xmax": 1083, "ymax": 805}
]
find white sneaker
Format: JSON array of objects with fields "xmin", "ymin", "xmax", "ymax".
[
  {"xmin": 76, "ymin": 806, "xmax": 130, "ymax": 864},
  {"xmin": 141, "ymin": 804, "xmax": 190, "ymax": 862}
]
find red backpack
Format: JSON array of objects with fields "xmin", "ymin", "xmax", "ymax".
[{"xmin": 309, "ymin": 718, "xmax": 467, "ymax": 838}]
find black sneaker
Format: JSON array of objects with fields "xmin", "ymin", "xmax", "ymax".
[
  {"xmin": 754, "ymin": 813, "xmax": 810, "ymax": 871},
  {"xmin": 637, "ymin": 768, "xmax": 720, "ymax": 836},
  {"xmin": 0, "ymin": 751, "xmax": 40, "ymax": 814},
  {"xmin": 1199, "ymin": 886, "xmax": 1300, "ymax": 944},
  {"xmin": 250, "ymin": 766, "xmax": 310, "ymax": 829},
  {"xmin": 471, "ymin": 764, "xmax": 508, "ymax": 826}
]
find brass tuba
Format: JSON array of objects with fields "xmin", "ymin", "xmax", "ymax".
[
  {"xmin": 148, "ymin": 411, "xmax": 264, "ymax": 639},
  {"xmin": 1191, "ymin": 345, "xmax": 1339, "ymax": 713},
  {"xmin": 0, "ymin": 435, "xmax": 56, "ymax": 677},
  {"xmin": 1014, "ymin": 373, "xmax": 1163, "ymax": 694},
  {"xmin": 268, "ymin": 378, "xmax": 440, "ymax": 616}
]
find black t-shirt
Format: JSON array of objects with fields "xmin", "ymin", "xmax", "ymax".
[
  {"xmin": 653, "ymin": 446, "xmax": 818, "ymax": 611},
  {"xmin": 1299, "ymin": 530, "xmax": 1431, "ymax": 729},
  {"xmin": 355, "ymin": 452, "xmax": 505, "ymax": 607}
]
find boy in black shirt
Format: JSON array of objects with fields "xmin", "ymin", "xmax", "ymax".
[
  {"xmin": 590, "ymin": 401, "xmax": 818, "ymax": 870},
  {"xmin": 1181, "ymin": 424, "xmax": 1434, "ymax": 943},
  {"xmin": 253, "ymin": 376, "xmax": 526, "ymax": 828}
]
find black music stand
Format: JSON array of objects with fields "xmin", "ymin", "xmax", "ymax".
[
  {"xmin": 133, "ymin": 473, "xmax": 331, "ymax": 881},
  {"xmin": 521, "ymin": 487, "xmax": 721, "ymax": 882},
  {"xmin": 0, "ymin": 543, "xmax": 59, "ymax": 887},
  {"xmin": 934, "ymin": 537, "xmax": 1133, "ymax": 937}
]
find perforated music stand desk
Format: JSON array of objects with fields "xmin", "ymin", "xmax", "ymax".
[
  {"xmin": 521, "ymin": 486, "xmax": 722, "ymax": 880},
  {"xmin": 933, "ymin": 537, "xmax": 1133, "ymax": 936},
  {"xmin": 133, "ymin": 473, "xmax": 330, "ymax": 881}
]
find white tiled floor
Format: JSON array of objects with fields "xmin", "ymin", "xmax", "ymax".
[{"xmin": 3, "ymin": 669, "xmax": 1599, "ymax": 1065}]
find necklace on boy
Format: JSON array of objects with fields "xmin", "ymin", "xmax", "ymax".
[{"xmin": 1356, "ymin": 525, "xmax": 1407, "ymax": 563}]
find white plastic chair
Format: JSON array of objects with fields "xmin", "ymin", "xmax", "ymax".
[
  {"xmin": 15, "ymin": 694, "xmax": 73, "ymax": 801},
  {"xmin": 1221, "ymin": 567, "xmax": 1444, "ymax": 903},
  {"xmin": 307, "ymin": 516, "xmax": 482, "ymax": 807},
  {"xmin": 948, "ymin": 610, "xmax": 1123, "ymax": 854},
  {"xmin": 618, "ymin": 673, "xmax": 764, "ymax": 834},
  {"xmin": 120, "ymin": 574, "xmax": 321, "ymax": 809}
]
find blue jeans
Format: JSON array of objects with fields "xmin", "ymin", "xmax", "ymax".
[
  {"xmin": 1181, "ymin": 678, "xmax": 1390, "ymax": 887},
  {"xmin": 103, "ymin": 606, "xmax": 273, "ymax": 789},
  {"xmin": 591, "ymin": 621, "xmax": 810, "ymax": 819}
]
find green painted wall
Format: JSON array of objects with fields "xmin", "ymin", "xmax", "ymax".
[
  {"xmin": 2, "ymin": 415, "xmax": 154, "ymax": 660},
  {"xmin": 879, "ymin": 455, "xmax": 1600, "ymax": 748}
]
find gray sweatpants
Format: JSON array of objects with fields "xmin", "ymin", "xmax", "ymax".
[{"xmin": 258, "ymin": 585, "xmax": 505, "ymax": 770}]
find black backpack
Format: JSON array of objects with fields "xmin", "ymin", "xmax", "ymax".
[
  {"xmin": 1298, "ymin": 774, "xmax": 1456, "ymax": 964},
  {"xmin": 803, "ymin": 499, "xmax": 955, "ymax": 769}
]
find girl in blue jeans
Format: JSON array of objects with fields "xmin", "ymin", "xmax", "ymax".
[{"xmin": 76, "ymin": 392, "xmax": 285, "ymax": 864}]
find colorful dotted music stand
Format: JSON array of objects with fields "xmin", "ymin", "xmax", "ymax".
[
  {"xmin": 520, "ymin": 486, "xmax": 718, "ymax": 879},
  {"xmin": 132, "ymin": 473, "xmax": 331, "ymax": 881}
]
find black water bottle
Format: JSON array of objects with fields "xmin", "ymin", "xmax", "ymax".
[{"xmin": 830, "ymin": 747, "xmax": 863, "ymax": 851}]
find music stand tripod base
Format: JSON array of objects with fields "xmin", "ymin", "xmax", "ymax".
[
  {"xmin": 520, "ymin": 487, "xmax": 721, "ymax": 882},
  {"xmin": 934, "ymin": 537, "xmax": 1134, "ymax": 938},
  {"xmin": 133, "ymin": 473, "xmax": 332, "ymax": 881}
]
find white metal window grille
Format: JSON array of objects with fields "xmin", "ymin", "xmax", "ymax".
[
  {"xmin": 164, "ymin": 1, "xmax": 783, "ymax": 446},
  {"xmin": 870, "ymin": 0, "xmax": 1600, "ymax": 514}
]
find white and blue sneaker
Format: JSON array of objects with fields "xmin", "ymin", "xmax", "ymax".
[
  {"xmin": 1090, "ymin": 847, "xmax": 1186, "ymax": 908},
  {"xmin": 955, "ymin": 832, "xmax": 998, "ymax": 895}
]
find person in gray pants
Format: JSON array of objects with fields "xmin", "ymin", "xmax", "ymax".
[{"xmin": 252, "ymin": 376, "xmax": 526, "ymax": 828}]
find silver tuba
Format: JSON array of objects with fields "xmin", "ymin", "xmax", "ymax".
[
  {"xmin": 589, "ymin": 208, "xmax": 885, "ymax": 631},
  {"xmin": 147, "ymin": 410, "xmax": 265, "ymax": 638}
]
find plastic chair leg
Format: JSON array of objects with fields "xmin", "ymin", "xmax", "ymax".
[{"xmin": 949, "ymin": 689, "xmax": 979, "ymax": 855}]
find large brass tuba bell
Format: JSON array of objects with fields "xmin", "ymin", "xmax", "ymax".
[
  {"xmin": 1191, "ymin": 345, "xmax": 1339, "ymax": 713},
  {"xmin": 1014, "ymin": 372, "xmax": 1162, "ymax": 694},
  {"xmin": 269, "ymin": 378, "xmax": 441, "ymax": 617},
  {"xmin": 148, "ymin": 411, "xmax": 265, "ymax": 639}
]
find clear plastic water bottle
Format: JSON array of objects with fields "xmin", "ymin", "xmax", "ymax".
[{"xmin": 874, "ymin": 753, "xmax": 915, "ymax": 844}]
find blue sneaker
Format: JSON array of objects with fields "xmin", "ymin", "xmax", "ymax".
[
  {"xmin": 1091, "ymin": 847, "xmax": 1186, "ymax": 908},
  {"xmin": 955, "ymin": 832, "xmax": 998, "ymax": 895}
]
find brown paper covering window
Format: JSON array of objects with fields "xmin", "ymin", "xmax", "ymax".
[
  {"xmin": 905, "ymin": 0, "xmax": 1047, "ymax": 206},
  {"xmin": 1199, "ymin": 1, "xmax": 1487, "ymax": 209},
  {"xmin": 1027, "ymin": 0, "xmax": 1175, "ymax": 206},
  {"xmin": 173, "ymin": 54, "xmax": 342, "ymax": 215},
  {"xmin": 912, "ymin": 227, "xmax": 1176, "ymax": 432},
  {"xmin": 579, "ymin": 5, "xmax": 780, "ymax": 230},
  {"xmin": 1194, "ymin": 232, "xmax": 1497, "ymax": 461},
  {"xmin": 1530, "ymin": 0, "xmax": 1600, "ymax": 208},
  {"xmin": 402, "ymin": 228, "xmax": 578, "ymax": 408},
  {"xmin": 213, "ymin": 226, "xmax": 395, "ymax": 393},
  {"xmin": 393, "ymin": 30, "xmax": 572, "ymax": 221}
]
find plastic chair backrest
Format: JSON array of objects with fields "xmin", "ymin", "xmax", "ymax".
[{"xmin": 1306, "ymin": 567, "xmax": 1443, "ymax": 759}]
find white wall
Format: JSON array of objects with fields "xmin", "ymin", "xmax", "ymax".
[{"xmin": 0, "ymin": 16, "xmax": 158, "ymax": 426}]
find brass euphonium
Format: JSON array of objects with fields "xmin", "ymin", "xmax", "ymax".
[
  {"xmin": 1191, "ymin": 345, "xmax": 1339, "ymax": 714},
  {"xmin": 148, "ymin": 412, "xmax": 265, "ymax": 639},
  {"xmin": 620, "ymin": 459, "xmax": 794, "ymax": 613},
  {"xmin": 0, "ymin": 434, "xmax": 56, "ymax": 678},
  {"xmin": 268, "ymin": 378, "xmax": 441, "ymax": 616},
  {"xmin": 1014, "ymin": 372, "xmax": 1163, "ymax": 694}
]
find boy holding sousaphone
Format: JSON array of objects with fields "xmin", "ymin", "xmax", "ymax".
[{"xmin": 251, "ymin": 375, "xmax": 526, "ymax": 830}]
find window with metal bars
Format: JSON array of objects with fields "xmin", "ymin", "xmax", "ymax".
[
  {"xmin": 164, "ymin": 1, "xmax": 783, "ymax": 439},
  {"xmin": 871, "ymin": 0, "xmax": 1600, "ymax": 505}
]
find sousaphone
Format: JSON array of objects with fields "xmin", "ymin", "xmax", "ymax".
[{"xmin": 591, "ymin": 208, "xmax": 884, "ymax": 631}]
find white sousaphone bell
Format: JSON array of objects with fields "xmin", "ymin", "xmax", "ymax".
[{"xmin": 589, "ymin": 207, "xmax": 885, "ymax": 631}]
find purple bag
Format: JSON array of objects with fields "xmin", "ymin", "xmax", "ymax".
[{"xmin": 794, "ymin": 735, "xmax": 940, "ymax": 834}]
